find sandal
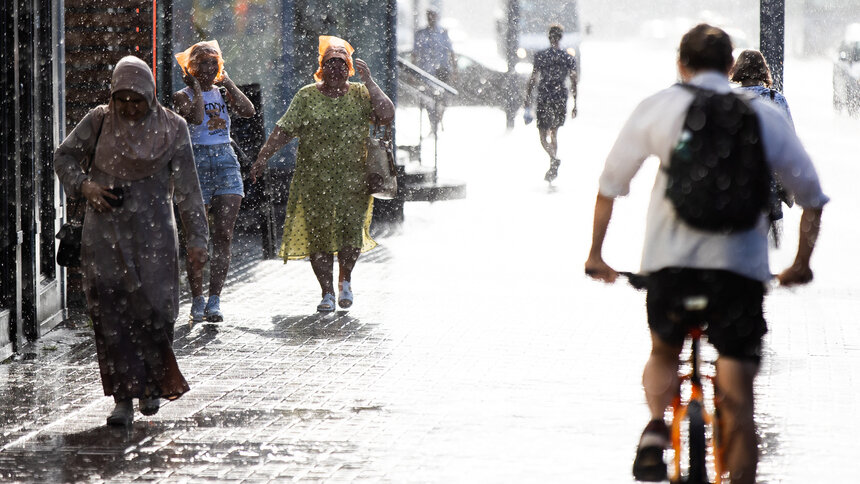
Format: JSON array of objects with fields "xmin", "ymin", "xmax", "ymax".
[
  {"xmin": 317, "ymin": 293, "xmax": 336, "ymax": 313},
  {"xmin": 338, "ymin": 281, "xmax": 353, "ymax": 308}
]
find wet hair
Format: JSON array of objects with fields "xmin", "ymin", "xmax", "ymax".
[
  {"xmin": 548, "ymin": 24, "xmax": 564, "ymax": 40},
  {"xmin": 188, "ymin": 44, "xmax": 218, "ymax": 65},
  {"xmin": 730, "ymin": 49, "xmax": 773, "ymax": 87},
  {"xmin": 678, "ymin": 24, "xmax": 734, "ymax": 72}
]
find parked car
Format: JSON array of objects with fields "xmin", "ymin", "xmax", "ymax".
[
  {"xmin": 833, "ymin": 23, "xmax": 860, "ymax": 115},
  {"xmin": 398, "ymin": 50, "xmax": 529, "ymax": 110}
]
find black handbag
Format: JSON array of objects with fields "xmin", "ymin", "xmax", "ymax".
[{"xmin": 56, "ymin": 113, "xmax": 104, "ymax": 268}]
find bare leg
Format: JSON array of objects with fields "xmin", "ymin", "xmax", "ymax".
[
  {"xmin": 310, "ymin": 252, "xmax": 335, "ymax": 296},
  {"xmin": 337, "ymin": 247, "xmax": 361, "ymax": 289},
  {"xmin": 643, "ymin": 332, "xmax": 682, "ymax": 419},
  {"xmin": 207, "ymin": 194, "xmax": 243, "ymax": 296},
  {"xmin": 186, "ymin": 205, "xmax": 210, "ymax": 298},
  {"xmin": 428, "ymin": 102, "xmax": 444, "ymax": 135},
  {"xmin": 538, "ymin": 128, "xmax": 557, "ymax": 160},
  {"xmin": 548, "ymin": 128, "xmax": 559, "ymax": 159},
  {"xmin": 715, "ymin": 357, "xmax": 759, "ymax": 484}
]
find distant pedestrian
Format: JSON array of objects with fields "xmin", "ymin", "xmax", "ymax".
[
  {"xmin": 54, "ymin": 56, "xmax": 209, "ymax": 426},
  {"xmin": 730, "ymin": 48, "xmax": 795, "ymax": 240},
  {"xmin": 524, "ymin": 23, "xmax": 578, "ymax": 183},
  {"xmin": 412, "ymin": 8, "xmax": 457, "ymax": 134},
  {"xmin": 250, "ymin": 35, "xmax": 395, "ymax": 313},
  {"xmin": 173, "ymin": 40, "xmax": 255, "ymax": 323},
  {"xmin": 585, "ymin": 24, "xmax": 828, "ymax": 483},
  {"xmin": 731, "ymin": 49, "xmax": 794, "ymax": 126}
]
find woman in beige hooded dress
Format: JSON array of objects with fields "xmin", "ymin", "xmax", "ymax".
[{"xmin": 54, "ymin": 56, "xmax": 209, "ymax": 426}]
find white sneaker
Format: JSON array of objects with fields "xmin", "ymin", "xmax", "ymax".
[
  {"xmin": 317, "ymin": 293, "xmax": 336, "ymax": 313},
  {"xmin": 338, "ymin": 281, "xmax": 353, "ymax": 308}
]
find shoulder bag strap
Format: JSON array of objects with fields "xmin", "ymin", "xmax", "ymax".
[
  {"xmin": 84, "ymin": 110, "xmax": 106, "ymax": 174},
  {"xmin": 70, "ymin": 110, "xmax": 106, "ymax": 219}
]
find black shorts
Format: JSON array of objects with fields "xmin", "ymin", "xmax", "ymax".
[
  {"xmin": 646, "ymin": 267, "xmax": 767, "ymax": 363},
  {"xmin": 536, "ymin": 97, "xmax": 567, "ymax": 130}
]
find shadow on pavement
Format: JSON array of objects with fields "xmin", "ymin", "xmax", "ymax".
[{"xmin": 231, "ymin": 313, "xmax": 376, "ymax": 345}]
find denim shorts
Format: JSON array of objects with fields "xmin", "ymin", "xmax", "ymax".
[{"xmin": 192, "ymin": 143, "xmax": 244, "ymax": 205}]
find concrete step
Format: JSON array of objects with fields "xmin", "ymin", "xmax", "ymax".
[
  {"xmin": 402, "ymin": 179, "xmax": 467, "ymax": 202},
  {"xmin": 401, "ymin": 164, "xmax": 437, "ymax": 185}
]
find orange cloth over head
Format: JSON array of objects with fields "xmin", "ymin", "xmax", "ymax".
[
  {"xmin": 174, "ymin": 39, "xmax": 225, "ymax": 82},
  {"xmin": 314, "ymin": 35, "xmax": 355, "ymax": 82}
]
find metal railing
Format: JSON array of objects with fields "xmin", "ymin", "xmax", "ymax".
[{"xmin": 396, "ymin": 57, "xmax": 458, "ymax": 180}]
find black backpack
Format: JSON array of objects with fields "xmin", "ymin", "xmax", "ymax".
[{"xmin": 665, "ymin": 85, "xmax": 771, "ymax": 233}]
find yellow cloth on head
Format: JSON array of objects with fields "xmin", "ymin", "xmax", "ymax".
[
  {"xmin": 174, "ymin": 39, "xmax": 225, "ymax": 82},
  {"xmin": 313, "ymin": 35, "xmax": 355, "ymax": 82}
]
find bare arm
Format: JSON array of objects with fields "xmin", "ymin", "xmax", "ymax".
[
  {"xmin": 525, "ymin": 69, "xmax": 538, "ymax": 107},
  {"xmin": 569, "ymin": 70, "xmax": 579, "ymax": 117},
  {"xmin": 172, "ymin": 72, "xmax": 204, "ymax": 125},
  {"xmin": 171, "ymin": 126, "xmax": 209, "ymax": 266},
  {"xmin": 777, "ymin": 207, "xmax": 823, "ymax": 285},
  {"xmin": 584, "ymin": 193, "xmax": 619, "ymax": 283},
  {"xmin": 355, "ymin": 58, "xmax": 395, "ymax": 124},
  {"xmin": 250, "ymin": 126, "xmax": 295, "ymax": 183},
  {"xmin": 217, "ymin": 71, "xmax": 256, "ymax": 118}
]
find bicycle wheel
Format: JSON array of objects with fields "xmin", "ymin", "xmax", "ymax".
[{"xmin": 687, "ymin": 399, "xmax": 708, "ymax": 484}]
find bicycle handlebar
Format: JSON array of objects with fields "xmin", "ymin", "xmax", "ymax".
[{"xmin": 617, "ymin": 271, "xmax": 649, "ymax": 290}]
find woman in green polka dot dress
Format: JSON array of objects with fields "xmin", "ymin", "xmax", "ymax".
[{"xmin": 251, "ymin": 36, "xmax": 395, "ymax": 313}]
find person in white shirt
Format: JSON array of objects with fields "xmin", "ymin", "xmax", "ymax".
[{"xmin": 584, "ymin": 24, "xmax": 828, "ymax": 484}]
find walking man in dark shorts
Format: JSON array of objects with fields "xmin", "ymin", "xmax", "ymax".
[
  {"xmin": 524, "ymin": 24, "xmax": 578, "ymax": 182},
  {"xmin": 584, "ymin": 24, "xmax": 828, "ymax": 484}
]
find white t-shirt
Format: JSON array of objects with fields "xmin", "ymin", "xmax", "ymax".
[
  {"xmin": 598, "ymin": 72, "xmax": 829, "ymax": 281},
  {"xmin": 180, "ymin": 86, "xmax": 231, "ymax": 145}
]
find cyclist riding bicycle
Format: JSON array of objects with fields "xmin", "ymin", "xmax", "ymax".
[{"xmin": 584, "ymin": 24, "xmax": 828, "ymax": 484}]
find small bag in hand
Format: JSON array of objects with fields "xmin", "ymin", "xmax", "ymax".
[
  {"xmin": 366, "ymin": 123, "xmax": 397, "ymax": 199},
  {"xmin": 56, "ymin": 111, "xmax": 104, "ymax": 268},
  {"xmin": 56, "ymin": 198, "xmax": 87, "ymax": 267}
]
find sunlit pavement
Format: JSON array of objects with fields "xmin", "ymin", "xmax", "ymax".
[{"xmin": 2, "ymin": 40, "xmax": 860, "ymax": 483}]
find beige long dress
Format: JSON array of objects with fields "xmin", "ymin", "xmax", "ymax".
[{"xmin": 54, "ymin": 104, "xmax": 208, "ymax": 401}]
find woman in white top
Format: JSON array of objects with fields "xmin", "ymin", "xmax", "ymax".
[{"xmin": 173, "ymin": 41, "xmax": 255, "ymax": 323}]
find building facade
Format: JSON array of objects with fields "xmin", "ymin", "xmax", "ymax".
[{"xmin": 1, "ymin": 0, "xmax": 66, "ymax": 360}]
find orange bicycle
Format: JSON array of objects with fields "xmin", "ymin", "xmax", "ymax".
[{"xmin": 620, "ymin": 272, "xmax": 723, "ymax": 484}]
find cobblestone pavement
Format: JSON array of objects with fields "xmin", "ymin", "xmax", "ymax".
[{"xmin": 2, "ymin": 40, "xmax": 860, "ymax": 483}]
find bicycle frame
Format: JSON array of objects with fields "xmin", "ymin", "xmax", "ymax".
[
  {"xmin": 615, "ymin": 272, "xmax": 729, "ymax": 484},
  {"xmin": 669, "ymin": 326, "xmax": 723, "ymax": 484}
]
